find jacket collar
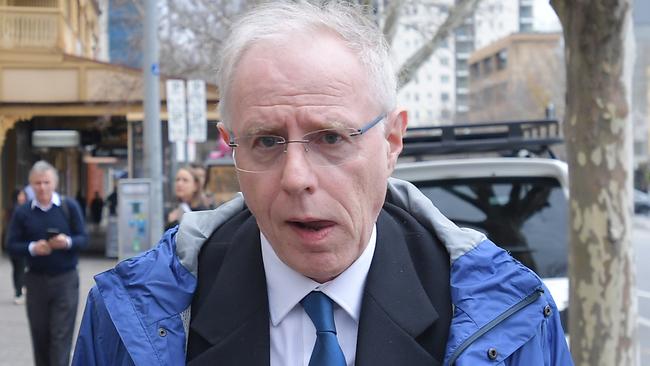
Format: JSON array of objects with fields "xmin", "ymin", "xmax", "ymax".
[
  {"xmin": 355, "ymin": 209, "xmax": 443, "ymax": 365},
  {"xmin": 187, "ymin": 214, "xmax": 270, "ymax": 365}
]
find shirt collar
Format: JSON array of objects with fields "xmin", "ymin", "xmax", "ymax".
[
  {"xmin": 261, "ymin": 225, "xmax": 377, "ymax": 326},
  {"xmin": 31, "ymin": 192, "xmax": 61, "ymax": 211}
]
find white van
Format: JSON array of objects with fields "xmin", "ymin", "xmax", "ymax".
[{"xmin": 393, "ymin": 120, "xmax": 569, "ymax": 330}]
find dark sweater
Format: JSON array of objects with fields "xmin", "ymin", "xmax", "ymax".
[{"xmin": 7, "ymin": 198, "xmax": 88, "ymax": 275}]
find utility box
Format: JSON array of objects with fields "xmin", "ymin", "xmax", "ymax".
[{"xmin": 117, "ymin": 179, "xmax": 154, "ymax": 261}]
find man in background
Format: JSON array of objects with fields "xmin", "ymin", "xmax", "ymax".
[{"xmin": 8, "ymin": 160, "xmax": 87, "ymax": 366}]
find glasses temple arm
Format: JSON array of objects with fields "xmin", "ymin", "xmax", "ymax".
[{"xmin": 357, "ymin": 112, "xmax": 387, "ymax": 134}]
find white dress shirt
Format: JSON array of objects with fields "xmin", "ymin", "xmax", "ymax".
[
  {"xmin": 261, "ymin": 226, "xmax": 377, "ymax": 366},
  {"xmin": 30, "ymin": 192, "xmax": 61, "ymax": 211}
]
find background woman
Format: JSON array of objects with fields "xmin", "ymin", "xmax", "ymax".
[{"xmin": 166, "ymin": 165, "xmax": 209, "ymax": 229}]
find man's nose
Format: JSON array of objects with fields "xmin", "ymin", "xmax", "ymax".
[{"xmin": 279, "ymin": 142, "xmax": 316, "ymax": 193}]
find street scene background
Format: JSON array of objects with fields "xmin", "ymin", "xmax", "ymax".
[{"xmin": 0, "ymin": 215, "xmax": 648, "ymax": 365}]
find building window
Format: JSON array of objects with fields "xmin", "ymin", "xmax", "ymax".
[
  {"xmin": 440, "ymin": 57, "xmax": 449, "ymax": 66},
  {"xmin": 414, "ymin": 93, "xmax": 420, "ymax": 102},
  {"xmin": 457, "ymin": 76, "xmax": 469, "ymax": 89},
  {"xmin": 441, "ymin": 75, "xmax": 450, "ymax": 83},
  {"xmin": 441, "ymin": 92, "xmax": 450, "ymax": 102},
  {"xmin": 470, "ymin": 62, "xmax": 480, "ymax": 78},
  {"xmin": 482, "ymin": 57, "xmax": 492, "ymax": 74},
  {"xmin": 497, "ymin": 49, "xmax": 508, "ymax": 70}
]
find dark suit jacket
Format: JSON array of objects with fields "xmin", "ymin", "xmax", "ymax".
[{"xmin": 186, "ymin": 202, "xmax": 452, "ymax": 365}]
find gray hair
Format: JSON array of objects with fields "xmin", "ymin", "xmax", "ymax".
[
  {"xmin": 217, "ymin": 0, "xmax": 397, "ymax": 128},
  {"xmin": 29, "ymin": 160, "xmax": 58, "ymax": 184}
]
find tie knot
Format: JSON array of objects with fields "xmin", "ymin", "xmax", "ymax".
[{"xmin": 301, "ymin": 291, "xmax": 337, "ymax": 333}]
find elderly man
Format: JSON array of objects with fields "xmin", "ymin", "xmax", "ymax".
[
  {"xmin": 8, "ymin": 160, "xmax": 87, "ymax": 366},
  {"xmin": 73, "ymin": 2, "xmax": 572, "ymax": 365}
]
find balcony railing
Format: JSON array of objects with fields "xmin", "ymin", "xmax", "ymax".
[
  {"xmin": 0, "ymin": 7, "xmax": 59, "ymax": 49},
  {"xmin": 0, "ymin": 0, "xmax": 58, "ymax": 7}
]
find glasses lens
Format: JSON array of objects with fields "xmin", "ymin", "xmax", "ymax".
[
  {"xmin": 304, "ymin": 128, "xmax": 359, "ymax": 167},
  {"xmin": 231, "ymin": 128, "xmax": 363, "ymax": 172},
  {"xmin": 232, "ymin": 135, "xmax": 285, "ymax": 172}
]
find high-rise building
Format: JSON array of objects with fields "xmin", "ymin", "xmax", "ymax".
[
  {"xmin": 390, "ymin": 1, "xmax": 456, "ymax": 127},
  {"xmin": 107, "ymin": 0, "xmax": 142, "ymax": 69}
]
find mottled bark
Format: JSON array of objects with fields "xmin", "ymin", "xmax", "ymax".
[{"xmin": 550, "ymin": 0, "xmax": 637, "ymax": 365}]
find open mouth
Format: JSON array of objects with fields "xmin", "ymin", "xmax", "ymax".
[{"xmin": 289, "ymin": 220, "xmax": 334, "ymax": 231}]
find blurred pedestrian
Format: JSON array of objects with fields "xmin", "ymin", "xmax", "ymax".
[
  {"xmin": 4, "ymin": 188, "xmax": 28, "ymax": 304},
  {"xmin": 75, "ymin": 190, "xmax": 86, "ymax": 218},
  {"xmin": 189, "ymin": 163, "xmax": 216, "ymax": 208},
  {"xmin": 7, "ymin": 160, "xmax": 87, "ymax": 366},
  {"xmin": 89, "ymin": 192, "xmax": 103, "ymax": 225},
  {"xmin": 106, "ymin": 189, "xmax": 117, "ymax": 217},
  {"xmin": 166, "ymin": 165, "xmax": 209, "ymax": 229}
]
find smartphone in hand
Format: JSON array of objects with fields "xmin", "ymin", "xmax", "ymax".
[{"xmin": 46, "ymin": 228, "xmax": 60, "ymax": 240}]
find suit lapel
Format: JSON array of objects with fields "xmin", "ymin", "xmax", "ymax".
[
  {"xmin": 356, "ymin": 209, "xmax": 443, "ymax": 366},
  {"xmin": 188, "ymin": 214, "xmax": 270, "ymax": 366}
]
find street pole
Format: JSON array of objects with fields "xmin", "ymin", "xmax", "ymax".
[{"xmin": 143, "ymin": 0, "xmax": 164, "ymax": 242}]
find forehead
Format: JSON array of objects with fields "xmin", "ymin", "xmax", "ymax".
[
  {"xmin": 176, "ymin": 169, "xmax": 194, "ymax": 179},
  {"xmin": 30, "ymin": 170, "xmax": 55, "ymax": 181},
  {"xmin": 228, "ymin": 31, "xmax": 376, "ymax": 132}
]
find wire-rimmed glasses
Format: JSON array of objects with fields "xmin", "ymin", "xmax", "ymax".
[{"xmin": 227, "ymin": 112, "xmax": 387, "ymax": 173}]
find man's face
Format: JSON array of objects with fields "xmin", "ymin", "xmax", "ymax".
[
  {"xmin": 223, "ymin": 31, "xmax": 406, "ymax": 282},
  {"xmin": 30, "ymin": 170, "xmax": 57, "ymax": 205}
]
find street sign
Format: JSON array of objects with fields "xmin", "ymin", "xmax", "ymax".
[
  {"xmin": 187, "ymin": 79, "xmax": 207, "ymax": 142},
  {"xmin": 166, "ymin": 79, "xmax": 187, "ymax": 142}
]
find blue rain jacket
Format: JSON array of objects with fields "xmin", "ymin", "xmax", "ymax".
[{"xmin": 72, "ymin": 178, "xmax": 573, "ymax": 366}]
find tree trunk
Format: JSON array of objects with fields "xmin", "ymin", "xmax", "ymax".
[{"xmin": 550, "ymin": 1, "xmax": 637, "ymax": 365}]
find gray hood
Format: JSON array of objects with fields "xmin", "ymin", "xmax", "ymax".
[{"xmin": 176, "ymin": 177, "xmax": 486, "ymax": 276}]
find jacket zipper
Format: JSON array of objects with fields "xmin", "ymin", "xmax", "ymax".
[{"xmin": 447, "ymin": 288, "xmax": 544, "ymax": 365}]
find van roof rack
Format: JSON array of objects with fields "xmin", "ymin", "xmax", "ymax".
[{"xmin": 400, "ymin": 119, "xmax": 563, "ymax": 159}]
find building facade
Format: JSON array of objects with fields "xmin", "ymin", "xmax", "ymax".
[
  {"xmin": 0, "ymin": 0, "xmax": 219, "ymax": 249},
  {"xmin": 467, "ymin": 33, "xmax": 565, "ymax": 123}
]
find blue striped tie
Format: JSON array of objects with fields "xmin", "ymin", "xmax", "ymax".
[{"xmin": 301, "ymin": 291, "xmax": 347, "ymax": 366}]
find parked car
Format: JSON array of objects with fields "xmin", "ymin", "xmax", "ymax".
[
  {"xmin": 393, "ymin": 120, "xmax": 570, "ymax": 329},
  {"xmin": 634, "ymin": 189, "xmax": 650, "ymax": 215}
]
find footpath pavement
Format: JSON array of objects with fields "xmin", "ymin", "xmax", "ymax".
[{"xmin": 0, "ymin": 253, "xmax": 117, "ymax": 366}]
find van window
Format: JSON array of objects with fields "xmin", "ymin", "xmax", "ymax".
[{"xmin": 415, "ymin": 176, "xmax": 568, "ymax": 278}]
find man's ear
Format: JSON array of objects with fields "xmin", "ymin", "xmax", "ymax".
[
  {"xmin": 385, "ymin": 108, "xmax": 408, "ymax": 171},
  {"xmin": 217, "ymin": 122, "xmax": 231, "ymax": 143}
]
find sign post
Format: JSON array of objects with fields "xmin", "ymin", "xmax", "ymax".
[{"xmin": 166, "ymin": 79, "xmax": 207, "ymax": 163}]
